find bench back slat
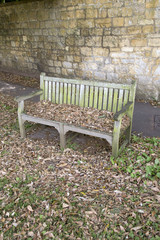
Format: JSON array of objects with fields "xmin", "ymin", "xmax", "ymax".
[
  {"xmin": 85, "ymin": 85, "xmax": 89, "ymax": 108},
  {"xmin": 40, "ymin": 73, "xmax": 136, "ymax": 113},
  {"xmin": 113, "ymin": 89, "xmax": 118, "ymax": 113},
  {"xmin": 71, "ymin": 84, "xmax": 76, "ymax": 105},
  {"xmin": 89, "ymin": 86, "xmax": 94, "ymax": 108}
]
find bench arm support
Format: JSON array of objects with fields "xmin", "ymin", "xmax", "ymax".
[
  {"xmin": 14, "ymin": 89, "xmax": 43, "ymax": 102},
  {"xmin": 113, "ymin": 101, "xmax": 133, "ymax": 121}
]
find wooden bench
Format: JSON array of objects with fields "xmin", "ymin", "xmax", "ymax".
[{"xmin": 15, "ymin": 73, "xmax": 136, "ymax": 158}]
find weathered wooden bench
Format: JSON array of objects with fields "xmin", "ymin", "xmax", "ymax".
[{"xmin": 15, "ymin": 73, "xmax": 136, "ymax": 157}]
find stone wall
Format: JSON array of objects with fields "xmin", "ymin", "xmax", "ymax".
[{"xmin": 0, "ymin": 0, "xmax": 160, "ymax": 100}]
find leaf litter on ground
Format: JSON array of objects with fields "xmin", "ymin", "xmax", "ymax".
[{"xmin": 0, "ymin": 93, "xmax": 160, "ymax": 240}]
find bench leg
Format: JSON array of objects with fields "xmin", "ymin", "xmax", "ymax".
[
  {"xmin": 59, "ymin": 123, "xmax": 66, "ymax": 149},
  {"xmin": 112, "ymin": 120, "xmax": 121, "ymax": 158},
  {"xmin": 18, "ymin": 101, "xmax": 26, "ymax": 138}
]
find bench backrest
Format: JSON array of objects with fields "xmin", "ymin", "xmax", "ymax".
[{"xmin": 40, "ymin": 73, "xmax": 136, "ymax": 113}]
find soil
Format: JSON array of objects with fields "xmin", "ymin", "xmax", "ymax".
[{"xmin": 0, "ymin": 70, "xmax": 39, "ymax": 88}]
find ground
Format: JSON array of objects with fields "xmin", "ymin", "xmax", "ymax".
[{"xmin": 0, "ymin": 72, "xmax": 160, "ymax": 239}]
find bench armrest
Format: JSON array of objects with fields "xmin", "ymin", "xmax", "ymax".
[
  {"xmin": 114, "ymin": 101, "xmax": 133, "ymax": 121},
  {"xmin": 14, "ymin": 90, "xmax": 43, "ymax": 102}
]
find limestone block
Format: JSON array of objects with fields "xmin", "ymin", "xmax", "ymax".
[
  {"xmin": 94, "ymin": 57, "xmax": 104, "ymax": 63},
  {"xmin": 54, "ymin": 61, "xmax": 62, "ymax": 67},
  {"xmin": 98, "ymin": 9, "xmax": 108, "ymax": 18},
  {"xmin": 128, "ymin": 26, "xmax": 142, "ymax": 35},
  {"xmin": 67, "ymin": 56, "xmax": 73, "ymax": 62},
  {"xmin": 85, "ymin": 36, "xmax": 102, "ymax": 47},
  {"xmin": 81, "ymin": 47, "xmax": 92, "ymax": 56},
  {"xmin": 74, "ymin": 69, "xmax": 84, "ymax": 78},
  {"xmin": 125, "ymin": 17, "xmax": 138, "ymax": 26},
  {"xmin": 145, "ymin": 9, "xmax": 155, "ymax": 19},
  {"xmin": 66, "ymin": 36, "xmax": 75, "ymax": 46},
  {"xmin": 63, "ymin": 61, "xmax": 72, "ymax": 69},
  {"xmin": 122, "ymin": 7, "xmax": 132, "ymax": 17},
  {"xmin": 148, "ymin": 38, "xmax": 160, "ymax": 47},
  {"xmin": 69, "ymin": 20, "xmax": 77, "ymax": 29},
  {"xmin": 48, "ymin": 60, "xmax": 54, "ymax": 67},
  {"xmin": 49, "ymin": 11, "xmax": 56, "ymax": 20},
  {"xmin": 37, "ymin": 10, "xmax": 49, "ymax": 21},
  {"xmin": 103, "ymin": 64, "xmax": 114, "ymax": 72},
  {"xmin": 113, "ymin": 18, "xmax": 124, "ymax": 27},
  {"xmin": 108, "ymin": 8, "xmax": 122, "ymax": 17},
  {"xmin": 55, "ymin": 67, "xmax": 61, "ymax": 74},
  {"xmin": 67, "ymin": 68, "xmax": 75, "ymax": 76},
  {"xmin": 83, "ymin": 57, "xmax": 94, "ymax": 62},
  {"xmin": 81, "ymin": 29, "xmax": 90, "ymax": 37},
  {"xmin": 138, "ymin": 75, "xmax": 153, "ymax": 85},
  {"xmin": 85, "ymin": 71, "xmax": 93, "ymax": 79},
  {"xmin": 146, "ymin": 0, "xmax": 159, "ymax": 8},
  {"xmin": 73, "ymin": 63, "xmax": 78, "ymax": 68},
  {"xmin": 106, "ymin": 73, "xmax": 118, "ymax": 81},
  {"xmin": 94, "ymin": 71, "xmax": 106, "ymax": 80},
  {"xmin": 152, "ymin": 48, "xmax": 160, "ymax": 57},
  {"xmin": 152, "ymin": 65, "xmax": 160, "ymax": 75},
  {"xmin": 110, "ymin": 52, "xmax": 128, "ymax": 58},
  {"xmin": 73, "ymin": 56, "xmax": 82, "ymax": 63},
  {"xmin": 69, "ymin": 47, "xmax": 81, "ymax": 55},
  {"xmin": 95, "ymin": 18, "xmax": 111, "ymax": 28},
  {"xmin": 121, "ymin": 47, "xmax": 133, "ymax": 52},
  {"xmin": 93, "ymin": 48, "xmax": 109, "ymax": 57},
  {"xmin": 61, "ymin": 11, "xmax": 75, "ymax": 20},
  {"xmin": 77, "ymin": 19, "xmax": 94, "ymax": 28},
  {"xmin": 103, "ymin": 36, "xmax": 119, "ymax": 48},
  {"xmin": 103, "ymin": 29, "xmax": 112, "ymax": 35},
  {"xmin": 138, "ymin": 19, "xmax": 154, "ymax": 25},
  {"xmin": 86, "ymin": 8, "xmax": 98, "ymax": 18},
  {"xmin": 86, "ymin": 62, "xmax": 98, "ymax": 70},
  {"xmin": 131, "ymin": 39, "xmax": 147, "ymax": 47},
  {"xmin": 76, "ymin": 10, "xmax": 85, "ymax": 19},
  {"xmin": 121, "ymin": 58, "xmax": 135, "ymax": 64},
  {"xmin": 143, "ymin": 25, "xmax": 154, "ymax": 33},
  {"xmin": 48, "ymin": 67, "xmax": 56, "ymax": 73},
  {"xmin": 76, "ymin": 37, "xmax": 85, "ymax": 47},
  {"xmin": 89, "ymin": 28, "xmax": 103, "ymax": 36},
  {"xmin": 112, "ymin": 28, "xmax": 127, "ymax": 36}
]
